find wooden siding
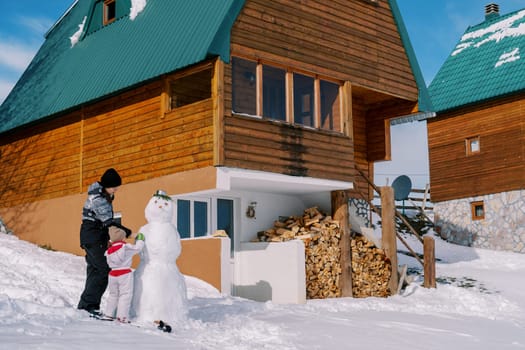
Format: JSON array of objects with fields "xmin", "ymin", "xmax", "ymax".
[
  {"xmin": 0, "ymin": 79, "xmax": 215, "ymax": 207},
  {"xmin": 223, "ymin": 114, "xmax": 354, "ymax": 182},
  {"xmin": 428, "ymin": 95, "xmax": 525, "ymax": 202},
  {"xmin": 366, "ymin": 98, "xmax": 416, "ymax": 162},
  {"xmin": 228, "ymin": 0, "xmax": 419, "ymax": 197},
  {"xmin": 348, "ymin": 96, "xmax": 371, "ymax": 198},
  {"xmin": 81, "ymin": 81, "xmax": 214, "ymax": 187},
  {"xmin": 231, "ymin": 0, "xmax": 418, "ymax": 101},
  {"xmin": 0, "ymin": 114, "xmax": 82, "ymax": 207}
]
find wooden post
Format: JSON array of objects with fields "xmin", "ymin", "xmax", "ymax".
[
  {"xmin": 424, "ymin": 236, "xmax": 436, "ymax": 288},
  {"xmin": 380, "ymin": 186, "xmax": 398, "ymax": 295},
  {"xmin": 331, "ymin": 190, "xmax": 353, "ymax": 297},
  {"xmin": 212, "ymin": 58, "xmax": 225, "ymax": 166}
]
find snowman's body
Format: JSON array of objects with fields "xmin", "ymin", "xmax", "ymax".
[{"xmin": 131, "ymin": 193, "xmax": 187, "ymax": 325}]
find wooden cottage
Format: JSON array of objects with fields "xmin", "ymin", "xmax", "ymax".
[
  {"xmin": 0, "ymin": 0, "xmax": 429, "ymax": 302},
  {"xmin": 427, "ymin": 3, "xmax": 525, "ymax": 253}
]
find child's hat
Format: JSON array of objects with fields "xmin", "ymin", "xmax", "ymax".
[{"xmin": 109, "ymin": 226, "xmax": 126, "ymax": 242}]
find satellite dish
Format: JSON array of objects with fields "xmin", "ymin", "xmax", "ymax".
[{"xmin": 391, "ymin": 175, "xmax": 412, "ymax": 201}]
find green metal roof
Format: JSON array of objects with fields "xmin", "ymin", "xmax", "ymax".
[
  {"xmin": 389, "ymin": 0, "xmax": 433, "ymax": 113},
  {"xmin": 0, "ymin": 0, "xmax": 245, "ymax": 134},
  {"xmin": 428, "ymin": 8, "xmax": 525, "ymax": 113}
]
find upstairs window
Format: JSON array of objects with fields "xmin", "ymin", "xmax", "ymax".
[
  {"xmin": 294, "ymin": 73, "xmax": 314, "ymax": 127},
  {"xmin": 466, "ymin": 136, "xmax": 480, "ymax": 156},
  {"xmin": 320, "ymin": 80, "xmax": 341, "ymax": 131},
  {"xmin": 232, "ymin": 57, "xmax": 342, "ymax": 133},
  {"xmin": 169, "ymin": 68, "xmax": 212, "ymax": 109},
  {"xmin": 103, "ymin": 0, "xmax": 116, "ymax": 25},
  {"xmin": 263, "ymin": 65, "xmax": 286, "ymax": 121},
  {"xmin": 232, "ymin": 58, "xmax": 256, "ymax": 116}
]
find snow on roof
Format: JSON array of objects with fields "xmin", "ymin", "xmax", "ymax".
[
  {"xmin": 69, "ymin": 16, "xmax": 86, "ymax": 47},
  {"xmin": 495, "ymin": 47, "xmax": 520, "ymax": 68},
  {"xmin": 130, "ymin": 0, "xmax": 147, "ymax": 20},
  {"xmin": 452, "ymin": 9, "xmax": 525, "ymax": 56}
]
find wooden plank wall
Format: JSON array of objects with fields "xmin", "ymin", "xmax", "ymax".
[
  {"xmin": 231, "ymin": 0, "xmax": 418, "ymax": 101},
  {"xmin": 81, "ymin": 81, "xmax": 214, "ymax": 187},
  {"xmin": 366, "ymin": 99, "xmax": 417, "ymax": 162},
  {"xmin": 0, "ymin": 78, "xmax": 215, "ymax": 207},
  {"xmin": 223, "ymin": 114, "xmax": 354, "ymax": 182},
  {"xmin": 348, "ymin": 96, "xmax": 370, "ymax": 198},
  {"xmin": 428, "ymin": 95, "xmax": 525, "ymax": 202},
  {"xmin": 0, "ymin": 114, "xmax": 82, "ymax": 207}
]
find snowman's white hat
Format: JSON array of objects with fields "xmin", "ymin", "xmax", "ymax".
[{"xmin": 153, "ymin": 189, "xmax": 172, "ymax": 201}]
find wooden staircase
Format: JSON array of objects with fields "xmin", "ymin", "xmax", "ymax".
[{"xmin": 353, "ymin": 165, "xmax": 436, "ymax": 292}]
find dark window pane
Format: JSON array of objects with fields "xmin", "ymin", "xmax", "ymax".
[
  {"xmin": 475, "ymin": 205, "xmax": 484, "ymax": 217},
  {"xmin": 194, "ymin": 201, "xmax": 208, "ymax": 237},
  {"xmin": 170, "ymin": 69, "xmax": 212, "ymax": 109},
  {"xmin": 104, "ymin": 0, "xmax": 116, "ymax": 24},
  {"xmin": 177, "ymin": 199, "xmax": 190, "ymax": 239},
  {"xmin": 293, "ymin": 74, "xmax": 314, "ymax": 126},
  {"xmin": 263, "ymin": 65, "xmax": 286, "ymax": 121},
  {"xmin": 320, "ymin": 80, "xmax": 340, "ymax": 131},
  {"xmin": 217, "ymin": 199, "xmax": 234, "ymax": 252},
  {"xmin": 232, "ymin": 57, "xmax": 257, "ymax": 115}
]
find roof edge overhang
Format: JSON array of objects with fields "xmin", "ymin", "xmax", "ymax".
[
  {"xmin": 390, "ymin": 111, "xmax": 436, "ymax": 125},
  {"xmin": 215, "ymin": 167, "xmax": 353, "ymax": 195},
  {"xmin": 389, "ymin": 0, "xmax": 434, "ymax": 113},
  {"xmin": 207, "ymin": 0, "xmax": 246, "ymax": 63}
]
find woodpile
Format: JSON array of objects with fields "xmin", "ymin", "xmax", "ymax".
[
  {"xmin": 254, "ymin": 207, "xmax": 392, "ymax": 299},
  {"xmin": 351, "ymin": 234, "xmax": 391, "ymax": 298},
  {"xmin": 255, "ymin": 207, "xmax": 342, "ymax": 299}
]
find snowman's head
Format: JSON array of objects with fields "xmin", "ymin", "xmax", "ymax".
[{"xmin": 145, "ymin": 190, "xmax": 173, "ymax": 223}]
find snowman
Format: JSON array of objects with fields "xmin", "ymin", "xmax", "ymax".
[{"xmin": 131, "ymin": 190, "xmax": 188, "ymax": 325}]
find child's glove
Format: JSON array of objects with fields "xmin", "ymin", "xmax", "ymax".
[{"xmin": 135, "ymin": 232, "xmax": 145, "ymax": 242}]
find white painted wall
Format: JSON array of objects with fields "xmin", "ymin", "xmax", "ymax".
[
  {"xmin": 236, "ymin": 192, "xmax": 306, "ymax": 243},
  {"xmin": 219, "ymin": 237, "xmax": 232, "ymax": 294},
  {"xmin": 236, "ymin": 240, "xmax": 306, "ymax": 304}
]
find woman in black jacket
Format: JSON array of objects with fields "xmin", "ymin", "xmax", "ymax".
[{"xmin": 77, "ymin": 168, "xmax": 131, "ymax": 316}]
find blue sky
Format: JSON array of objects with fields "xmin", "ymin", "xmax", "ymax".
[
  {"xmin": 397, "ymin": 0, "xmax": 525, "ymax": 85},
  {"xmin": 0, "ymin": 0, "xmax": 524, "ymax": 188}
]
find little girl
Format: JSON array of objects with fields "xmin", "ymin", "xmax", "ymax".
[{"xmin": 104, "ymin": 226, "xmax": 145, "ymax": 322}]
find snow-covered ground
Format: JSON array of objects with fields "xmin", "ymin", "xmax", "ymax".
[{"xmin": 1, "ymin": 228, "xmax": 525, "ymax": 349}]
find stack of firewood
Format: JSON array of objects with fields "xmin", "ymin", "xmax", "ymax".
[
  {"xmin": 254, "ymin": 207, "xmax": 392, "ymax": 299},
  {"xmin": 255, "ymin": 207, "xmax": 342, "ymax": 299},
  {"xmin": 351, "ymin": 234, "xmax": 391, "ymax": 298}
]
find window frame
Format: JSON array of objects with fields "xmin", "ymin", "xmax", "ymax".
[
  {"xmin": 173, "ymin": 196, "xmax": 236, "ymax": 243},
  {"xmin": 164, "ymin": 64, "xmax": 213, "ymax": 113},
  {"xmin": 175, "ymin": 197, "xmax": 212, "ymax": 239},
  {"xmin": 103, "ymin": 0, "xmax": 117, "ymax": 25},
  {"xmin": 470, "ymin": 200, "xmax": 485, "ymax": 220},
  {"xmin": 232, "ymin": 56, "xmax": 343, "ymax": 133},
  {"xmin": 466, "ymin": 136, "xmax": 480, "ymax": 156}
]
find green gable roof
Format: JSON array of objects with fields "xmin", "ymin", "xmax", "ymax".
[
  {"xmin": 0, "ymin": 0, "xmax": 245, "ymax": 135},
  {"xmin": 428, "ymin": 8, "xmax": 525, "ymax": 113},
  {"xmin": 389, "ymin": 0, "xmax": 433, "ymax": 113}
]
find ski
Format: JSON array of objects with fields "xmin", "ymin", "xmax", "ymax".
[
  {"xmin": 88, "ymin": 313, "xmax": 171, "ymax": 333},
  {"xmin": 89, "ymin": 313, "xmax": 114, "ymax": 321},
  {"xmin": 113, "ymin": 319, "xmax": 172, "ymax": 333}
]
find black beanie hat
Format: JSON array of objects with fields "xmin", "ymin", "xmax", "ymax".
[{"xmin": 100, "ymin": 168, "xmax": 122, "ymax": 188}]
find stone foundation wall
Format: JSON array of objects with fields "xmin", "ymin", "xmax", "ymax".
[{"xmin": 434, "ymin": 190, "xmax": 525, "ymax": 253}]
